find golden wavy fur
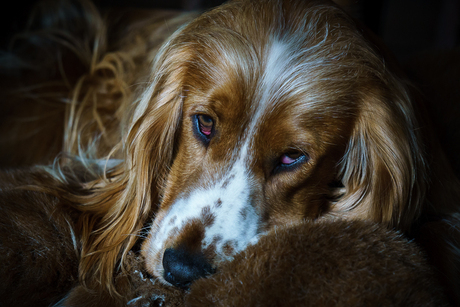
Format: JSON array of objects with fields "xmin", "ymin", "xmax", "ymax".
[{"xmin": 1, "ymin": 0, "xmax": 459, "ymax": 304}]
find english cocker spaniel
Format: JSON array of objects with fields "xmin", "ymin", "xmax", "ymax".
[{"xmin": 1, "ymin": 0, "xmax": 459, "ymax": 305}]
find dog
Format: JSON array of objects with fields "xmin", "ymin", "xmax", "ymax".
[{"xmin": 1, "ymin": 0, "xmax": 459, "ymax": 305}]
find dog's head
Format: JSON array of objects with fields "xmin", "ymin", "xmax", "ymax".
[
  {"xmin": 124, "ymin": 0, "xmax": 428, "ymax": 288},
  {"xmin": 80, "ymin": 0, "xmax": 427, "ymax": 290}
]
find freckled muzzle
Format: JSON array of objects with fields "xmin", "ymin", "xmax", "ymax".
[
  {"xmin": 157, "ymin": 208, "xmax": 237, "ymax": 287},
  {"xmin": 144, "ymin": 187, "xmax": 262, "ymax": 287},
  {"xmin": 143, "ymin": 138, "xmax": 263, "ymax": 288}
]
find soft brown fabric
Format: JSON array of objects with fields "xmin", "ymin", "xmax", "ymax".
[
  {"xmin": 65, "ymin": 252, "xmax": 186, "ymax": 307},
  {"xmin": 0, "ymin": 169, "xmax": 80, "ymax": 307},
  {"xmin": 63, "ymin": 220, "xmax": 449, "ymax": 307},
  {"xmin": 186, "ymin": 220, "xmax": 449, "ymax": 307}
]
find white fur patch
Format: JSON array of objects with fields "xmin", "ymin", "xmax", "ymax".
[{"xmin": 147, "ymin": 150, "xmax": 260, "ymax": 266}]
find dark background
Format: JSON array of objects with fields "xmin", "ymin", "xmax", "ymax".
[
  {"xmin": 1, "ymin": 0, "xmax": 459, "ymax": 174},
  {"xmin": 1, "ymin": 0, "xmax": 459, "ymax": 63}
]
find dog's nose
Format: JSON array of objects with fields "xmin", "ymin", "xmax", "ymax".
[{"xmin": 162, "ymin": 247, "xmax": 214, "ymax": 289}]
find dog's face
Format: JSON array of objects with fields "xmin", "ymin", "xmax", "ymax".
[
  {"xmin": 143, "ymin": 47, "xmax": 355, "ymax": 281},
  {"xmin": 139, "ymin": 0, "xmax": 424, "ymax": 288}
]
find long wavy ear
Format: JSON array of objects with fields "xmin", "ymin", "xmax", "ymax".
[
  {"xmin": 72, "ymin": 33, "xmax": 193, "ymax": 294},
  {"xmin": 335, "ymin": 81, "xmax": 427, "ymax": 232}
]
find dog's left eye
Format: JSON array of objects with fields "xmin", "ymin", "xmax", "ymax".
[
  {"xmin": 272, "ymin": 151, "xmax": 308, "ymax": 174},
  {"xmin": 279, "ymin": 151, "xmax": 308, "ymax": 169},
  {"xmin": 194, "ymin": 114, "xmax": 214, "ymax": 143},
  {"xmin": 280, "ymin": 151, "xmax": 305, "ymax": 165}
]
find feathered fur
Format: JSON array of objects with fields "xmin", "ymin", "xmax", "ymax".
[{"xmin": 1, "ymin": 0, "xmax": 459, "ymax": 305}]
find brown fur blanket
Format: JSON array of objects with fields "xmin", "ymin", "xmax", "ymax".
[{"xmin": 67, "ymin": 220, "xmax": 449, "ymax": 307}]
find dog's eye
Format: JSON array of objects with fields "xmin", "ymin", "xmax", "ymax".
[
  {"xmin": 197, "ymin": 115, "xmax": 213, "ymax": 136},
  {"xmin": 276, "ymin": 151, "xmax": 308, "ymax": 173},
  {"xmin": 280, "ymin": 152, "xmax": 304, "ymax": 165},
  {"xmin": 194, "ymin": 114, "xmax": 214, "ymax": 143}
]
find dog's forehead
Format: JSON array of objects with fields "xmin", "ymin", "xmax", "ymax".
[
  {"xmin": 188, "ymin": 39, "xmax": 322, "ymax": 108},
  {"xmin": 185, "ymin": 36, "xmax": 354, "ymax": 137}
]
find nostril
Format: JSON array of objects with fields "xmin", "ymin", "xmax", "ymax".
[{"xmin": 162, "ymin": 247, "xmax": 215, "ymax": 289}]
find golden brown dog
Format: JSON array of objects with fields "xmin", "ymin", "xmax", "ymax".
[{"xmin": 1, "ymin": 0, "xmax": 459, "ymax": 305}]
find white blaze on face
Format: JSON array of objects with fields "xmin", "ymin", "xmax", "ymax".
[{"xmin": 148, "ymin": 146, "xmax": 260, "ymax": 263}]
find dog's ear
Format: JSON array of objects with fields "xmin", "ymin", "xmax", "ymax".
[
  {"xmin": 335, "ymin": 83, "xmax": 427, "ymax": 231},
  {"xmin": 75, "ymin": 38, "xmax": 191, "ymax": 293}
]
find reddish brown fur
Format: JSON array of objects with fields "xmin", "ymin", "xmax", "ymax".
[
  {"xmin": 186, "ymin": 220, "xmax": 450, "ymax": 307},
  {"xmin": 0, "ymin": 169, "xmax": 80, "ymax": 306},
  {"xmin": 0, "ymin": 0, "xmax": 460, "ymax": 305}
]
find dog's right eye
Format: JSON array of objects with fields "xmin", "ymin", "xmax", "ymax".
[{"xmin": 194, "ymin": 114, "xmax": 214, "ymax": 144}]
